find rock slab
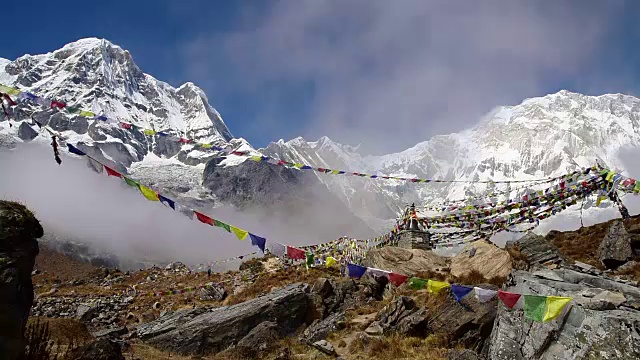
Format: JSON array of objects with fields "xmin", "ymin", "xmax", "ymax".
[
  {"xmin": 598, "ymin": 220, "xmax": 633, "ymax": 269},
  {"xmin": 450, "ymin": 241, "xmax": 512, "ymax": 279},
  {"xmin": 137, "ymin": 283, "xmax": 311, "ymax": 355}
]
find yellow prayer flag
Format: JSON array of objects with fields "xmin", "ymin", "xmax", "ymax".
[
  {"xmin": 250, "ymin": 156, "xmax": 263, "ymax": 162},
  {"xmin": 543, "ymin": 296, "xmax": 572, "ymax": 322},
  {"xmin": 606, "ymin": 171, "xmax": 615, "ymax": 182},
  {"xmin": 7, "ymin": 88, "xmax": 21, "ymax": 96},
  {"xmin": 427, "ymin": 280, "xmax": 450, "ymax": 294},
  {"xmin": 143, "ymin": 129, "xmax": 157, "ymax": 136},
  {"xmin": 596, "ymin": 195, "xmax": 606, "ymax": 206},
  {"xmin": 293, "ymin": 163, "xmax": 304, "ymax": 168},
  {"xmin": 230, "ymin": 226, "xmax": 248, "ymax": 240},
  {"xmin": 331, "ymin": 170, "xmax": 341, "ymax": 174},
  {"xmin": 325, "ymin": 256, "xmax": 337, "ymax": 268},
  {"xmin": 79, "ymin": 110, "xmax": 95, "ymax": 117},
  {"xmin": 200, "ymin": 143, "xmax": 213, "ymax": 148},
  {"xmin": 139, "ymin": 184, "xmax": 159, "ymax": 201}
]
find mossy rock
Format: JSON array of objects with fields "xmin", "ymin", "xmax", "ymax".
[{"xmin": 0, "ymin": 200, "xmax": 43, "ymax": 249}]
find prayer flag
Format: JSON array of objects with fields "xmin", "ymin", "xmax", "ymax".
[
  {"xmin": 87, "ymin": 158, "xmax": 103, "ymax": 174},
  {"xmin": 175, "ymin": 203, "xmax": 194, "ymax": 220},
  {"xmin": 158, "ymin": 194, "xmax": 175, "ymax": 210},
  {"xmin": 139, "ymin": 185, "xmax": 159, "ymax": 201},
  {"xmin": 497, "ymin": 290, "xmax": 521, "ymax": 309},
  {"xmin": 50, "ymin": 100, "xmax": 66, "ymax": 109},
  {"xmin": 408, "ymin": 277, "xmax": 428, "ymax": 290},
  {"xmin": 121, "ymin": 122, "xmax": 133, "ymax": 129},
  {"xmin": 143, "ymin": 129, "xmax": 157, "ymax": 136},
  {"xmin": 230, "ymin": 226, "xmax": 248, "ymax": 240},
  {"xmin": 427, "ymin": 280, "xmax": 451, "ymax": 294},
  {"xmin": 214, "ymin": 219, "xmax": 231, "ymax": 232},
  {"xmin": 325, "ymin": 256, "xmax": 337, "ymax": 268},
  {"xmin": 200, "ymin": 143, "xmax": 213, "ymax": 149},
  {"xmin": 267, "ymin": 242, "xmax": 286, "ymax": 258},
  {"xmin": 94, "ymin": 115, "xmax": 108, "ymax": 121},
  {"xmin": 250, "ymin": 156, "xmax": 262, "ymax": 162},
  {"xmin": 67, "ymin": 144, "xmax": 86, "ymax": 156},
  {"xmin": 287, "ymin": 246, "xmax": 306, "ymax": 260},
  {"xmin": 306, "ymin": 252, "xmax": 314, "ymax": 269},
  {"xmin": 79, "ymin": 110, "xmax": 94, "ymax": 117},
  {"xmin": 249, "ymin": 233, "xmax": 266, "ymax": 253},
  {"xmin": 543, "ymin": 296, "xmax": 572, "ymax": 322},
  {"xmin": 347, "ymin": 263, "xmax": 367, "ymax": 279},
  {"xmin": 123, "ymin": 177, "xmax": 139, "ymax": 188},
  {"xmin": 451, "ymin": 284, "xmax": 473, "ymax": 302},
  {"xmin": 388, "ymin": 273, "xmax": 409, "ymax": 287},
  {"xmin": 104, "ymin": 166, "xmax": 122, "ymax": 178},
  {"xmin": 523, "ymin": 295, "xmax": 546, "ymax": 322},
  {"xmin": 366, "ymin": 267, "xmax": 390, "ymax": 278},
  {"xmin": 195, "ymin": 211, "xmax": 214, "ymax": 226}
]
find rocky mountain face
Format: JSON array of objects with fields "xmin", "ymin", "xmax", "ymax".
[{"xmin": 1, "ymin": 38, "xmax": 639, "ymax": 241}]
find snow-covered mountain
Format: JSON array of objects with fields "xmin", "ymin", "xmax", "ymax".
[{"xmin": 1, "ymin": 38, "xmax": 639, "ymax": 241}]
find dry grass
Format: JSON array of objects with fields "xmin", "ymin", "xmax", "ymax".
[
  {"xmin": 615, "ymin": 262, "xmax": 640, "ymax": 280},
  {"xmin": 346, "ymin": 333, "xmax": 448, "ymax": 360},
  {"xmin": 506, "ymin": 245, "xmax": 530, "ymax": 271},
  {"xmin": 450, "ymin": 269, "xmax": 507, "ymax": 287},
  {"xmin": 27, "ymin": 317, "xmax": 93, "ymax": 345}
]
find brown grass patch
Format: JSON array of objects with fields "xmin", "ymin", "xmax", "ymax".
[
  {"xmin": 450, "ymin": 269, "xmax": 507, "ymax": 287},
  {"xmin": 347, "ymin": 333, "xmax": 448, "ymax": 360},
  {"xmin": 27, "ymin": 317, "xmax": 93, "ymax": 346},
  {"xmin": 615, "ymin": 262, "xmax": 640, "ymax": 281}
]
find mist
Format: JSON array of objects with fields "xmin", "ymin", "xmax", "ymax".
[{"xmin": 0, "ymin": 141, "xmax": 367, "ymax": 269}]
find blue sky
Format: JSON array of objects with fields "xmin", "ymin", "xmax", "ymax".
[{"xmin": 3, "ymin": 1, "xmax": 640, "ymax": 154}]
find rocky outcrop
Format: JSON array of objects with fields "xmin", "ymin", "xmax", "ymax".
[
  {"xmin": 486, "ymin": 268, "xmax": 640, "ymax": 359},
  {"xmin": 505, "ymin": 232, "xmax": 569, "ymax": 267},
  {"xmin": 372, "ymin": 296, "xmax": 428, "ymax": 336},
  {"xmin": 598, "ymin": 220, "xmax": 633, "ymax": 269},
  {"xmin": 137, "ymin": 283, "xmax": 312, "ymax": 355},
  {"xmin": 0, "ymin": 200, "xmax": 43, "ymax": 359},
  {"xmin": 65, "ymin": 338, "xmax": 125, "ymax": 360},
  {"xmin": 363, "ymin": 246, "xmax": 450, "ymax": 276},
  {"xmin": 450, "ymin": 241, "xmax": 512, "ymax": 279}
]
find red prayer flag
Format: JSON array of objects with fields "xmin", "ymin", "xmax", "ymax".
[
  {"xmin": 286, "ymin": 246, "xmax": 306, "ymax": 260},
  {"xmin": 179, "ymin": 137, "xmax": 191, "ymax": 144},
  {"xmin": 50, "ymin": 100, "xmax": 66, "ymax": 109},
  {"xmin": 104, "ymin": 166, "xmax": 122, "ymax": 178},
  {"xmin": 497, "ymin": 290, "xmax": 521, "ymax": 309},
  {"xmin": 195, "ymin": 211, "xmax": 214, "ymax": 226},
  {"xmin": 388, "ymin": 273, "xmax": 409, "ymax": 287},
  {"xmin": 121, "ymin": 122, "xmax": 132, "ymax": 129}
]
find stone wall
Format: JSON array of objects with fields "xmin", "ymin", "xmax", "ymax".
[{"xmin": 397, "ymin": 230, "xmax": 432, "ymax": 251}]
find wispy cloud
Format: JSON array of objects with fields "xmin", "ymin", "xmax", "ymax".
[{"xmin": 182, "ymin": 1, "xmax": 623, "ymax": 153}]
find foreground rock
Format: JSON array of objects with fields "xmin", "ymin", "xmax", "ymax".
[
  {"xmin": 363, "ymin": 246, "xmax": 450, "ymax": 276},
  {"xmin": 0, "ymin": 200, "xmax": 43, "ymax": 359},
  {"xmin": 505, "ymin": 232, "xmax": 569, "ymax": 267},
  {"xmin": 137, "ymin": 283, "xmax": 312, "ymax": 355},
  {"xmin": 450, "ymin": 241, "xmax": 512, "ymax": 279},
  {"xmin": 66, "ymin": 338, "xmax": 125, "ymax": 360},
  {"xmin": 598, "ymin": 220, "xmax": 633, "ymax": 269},
  {"xmin": 487, "ymin": 267, "xmax": 640, "ymax": 359}
]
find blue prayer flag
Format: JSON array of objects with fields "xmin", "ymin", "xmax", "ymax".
[
  {"xmin": 347, "ymin": 263, "xmax": 367, "ymax": 279},
  {"xmin": 67, "ymin": 144, "xmax": 86, "ymax": 156},
  {"xmin": 158, "ymin": 194, "xmax": 175, "ymax": 210},
  {"xmin": 451, "ymin": 284, "xmax": 473, "ymax": 303},
  {"xmin": 249, "ymin": 233, "xmax": 266, "ymax": 253}
]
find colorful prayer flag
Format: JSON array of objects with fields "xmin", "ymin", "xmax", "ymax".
[
  {"xmin": 213, "ymin": 219, "xmax": 231, "ymax": 232},
  {"xmin": 249, "ymin": 233, "xmax": 266, "ymax": 253},
  {"xmin": 123, "ymin": 177, "xmax": 139, "ymax": 188},
  {"xmin": 158, "ymin": 194, "xmax": 175, "ymax": 210},
  {"xmin": 347, "ymin": 263, "xmax": 367, "ymax": 279},
  {"xmin": 195, "ymin": 211, "xmax": 214, "ymax": 225},
  {"xmin": 306, "ymin": 252, "xmax": 314, "ymax": 269},
  {"xmin": 523, "ymin": 295, "xmax": 546, "ymax": 321},
  {"xmin": 139, "ymin": 184, "xmax": 159, "ymax": 201},
  {"xmin": 143, "ymin": 129, "xmax": 157, "ymax": 136},
  {"xmin": 451, "ymin": 284, "xmax": 473, "ymax": 302},
  {"xmin": 67, "ymin": 144, "xmax": 86, "ymax": 156},
  {"xmin": 268, "ymin": 242, "xmax": 286, "ymax": 258},
  {"xmin": 408, "ymin": 277, "xmax": 428, "ymax": 290},
  {"xmin": 543, "ymin": 296, "xmax": 572, "ymax": 322},
  {"xmin": 230, "ymin": 226, "xmax": 248, "ymax": 240},
  {"xmin": 104, "ymin": 166, "xmax": 122, "ymax": 178},
  {"xmin": 79, "ymin": 110, "xmax": 95, "ymax": 117},
  {"xmin": 325, "ymin": 256, "xmax": 337, "ymax": 268},
  {"xmin": 427, "ymin": 280, "xmax": 451, "ymax": 294},
  {"xmin": 175, "ymin": 203, "xmax": 194, "ymax": 220},
  {"xmin": 497, "ymin": 290, "xmax": 521, "ymax": 309},
  {"xmin": 388, "ymin": 273, "xmax": 409, "ymax": 286},
  {"xmin": 287, "ymin": 246, "xmax": 306, "ymax": 260}
]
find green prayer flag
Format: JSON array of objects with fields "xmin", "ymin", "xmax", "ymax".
[
  {"xmin": 524, "ymin": 295, "xmax": 546, "ymax": 322},
  {"xmin": 408, "ymin": 277, "xmax": 428, "ymax": 290},
  {"xmin": 214, "ymin": 219, "xmax": 231, "ymax": 232},
  {"xmin": 306, "ymin": 252, "xmax": 314, "ymax": 269},
  {"xmin": 123, "ymin": 177, "xmax": 139, "ymax": 188}
]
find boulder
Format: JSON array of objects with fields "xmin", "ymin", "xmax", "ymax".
[
  {"xmin": 65, "ymin": 338, "xmax": 125, "ymax": 360},
  {"xmin": 598, "ymin": 220, "xmax": 633, "ymax": 269},
  {"xmin": 92, "ymin": 327, "xmax": 128, "ymax": 339},
  {"xmin": 199, "ymin": 284, "xmax": 227, "ymax": 301},
  {"xmin": 448, "ymin": 349, "xmax": 480, "ymax": 360},
  {"xmin": 137, "ymin": 283, "xmax": 311, "ymax": 355},
  {"xmin": 0, "ymin": 201, "xmax": 43, "ymax": 359},
  {"xmin": 312, "ymin": 340, "xmax": 336, "ymax": 356},
  {"xmin": 505, "ymin": 232, "xmax": 568, "ymax": 267},
  {"xmin": 17, "ymin": 122, "xmax": 38, "ymax": 141},
  {"xmin": 236, "ymin": 321, "xmax": 279, "ymax": 352},
  {"xmin": 300, "ymin": 311, "xmax": 346, "ymax": 344},
  {"xmin": 363, "ymin": 246, "xmax": 450, "ymax": 276},
  {"xmin": 375, "ymin": 296, "xmax": 427, "ymax": 336},
  {"xmin": 486, "ymin": 268, "xmax": 640, "ymax": 359},
  {"xmin": 451, "ymin": 241, "xmax": 512, "ymax": 280}
]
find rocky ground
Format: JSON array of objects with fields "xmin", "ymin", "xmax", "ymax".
[{"xmin": 3, "ymin": 199, "xmax": 640, "ymax": 359}]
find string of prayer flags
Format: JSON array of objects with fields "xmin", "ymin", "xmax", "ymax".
[
  {"xmin": 67, "ymin": 143, "xmax": 86, "ymax": 156},
  {"xmin": 497, "ymin": 290, "xmax": 521, "ymax": 309},
  {"xmin": 159, "ymin": 195, "xmax": 176, "ymax": 210},
  {"xmin": 474, "ymin": 287, "xmax": 498, "ymax": 303},
  {"xmin": 195, "ymin": 211, "xmax": 215, "ymax": 226},
  {"xmin": 287, "ymin": 246, "xmax": 306, "ymax": 260},
  {"xmin": 409, "ymin": 277, "xmax": 428, "ymax": 290},
  {"xmin": 305, "ymin": 252, "xmax": 314, "ymax": 269},
  {"xmin": 268, "ymin": 242, "xmax": 287, "ymax": 258},
  {"xmin": 451, "ymin": 284, "xmax": 474, "ymax": 302},
  {"xmin": 230, "ymin": 226, "xmax": 249, "ymax": 240},
  {"xmin": 347, "ymin": 263, "xmax": 367, "ymax": 279},
  {"xmin": 543, "ymin": 296, "xmax": 572, "ymax": 322},
  {"xmin": 105, "ymin": 166, "xmax": 122, "ymax": 178},
  {"xmin": 427, "ymin": 279, "xmax": 451, "ymax": 294},
  {"xmin": 325, "ymin": 256, "xmax": 337, "ymax": 268},
  {"xmin": 388, "ymin": 273, "xmax": 409, "ymax": 287},
  {"xmin": 214, "ymin": 219, "xmax": 231, "ymax": 233},
  {"xmin": 249, "ymin": 234, "xmax": 266, "ymax": 253},
  {"xmin": 123, "ymin": 177, "xmax": 139, "ymax": 188},
  {"xmin": 523, "ymin": 295, "xmax": 547, "ymax": 321}
]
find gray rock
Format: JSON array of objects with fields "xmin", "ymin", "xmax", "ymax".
[
  {"xmin": 592, "ymin": 290, "xmax": 626, "ymax": 307},
  {"xmin": 448, "ymin": 349, "xmax": 480, "ymax": 360},
  {"xmin": 598, "ymin": 220, "xmax": 633, "ymax": 269},
  {"xmin": 487, "ymin": 268, "xmax": 640, "ymax": 360},
  {"xmin": 312, "ymin": 340, "xmax": 336, "ymax": 356},
  {"xmin": 77, "ymin": 303, "xmax": 98, "ymax": 322},
  {"xmin": 311, "ymin": 278, "xmax": 334, "ymax": 299},
  {"xmin": 616, "ymin": 260, "xmax": 640, "ymax": 273},
  {"xmin": 199, "ymin": 284, "xmax": 227, "ymax": 301},
  {"xmin": 137, "ymin": 283, "xmax": 311, "ymax": 355},
  {"xmin": 92, "ymin": 326, "xmax": 128, "ymax": 338},
  {"xmin": 0, "ymin": 201, "xmax": 43, "ymax": 359},
  {"xmin": 17, "ymin": 122, "xmax": 38, "ymax": 141},
  {"xmin": 364, "ymin": 323, "xmax": 384, "ymax": 336},
  {"xmin": 376, "ymin": 296, "xmax": 427, "ymax": 336},
  {"xmin": 236, "ymin": 321, "xmax": 279, "ymax": 352},
  {"xmin": 300, "ymin": 311, "xmax": 346, "ymax": 344},
  {"xmin": 505, "ymin": 232, "xmax": 569, "ymax": 267},
  {"xmin": 66, "ymin": 338, "xmax": 125, "ymax": 360}
]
